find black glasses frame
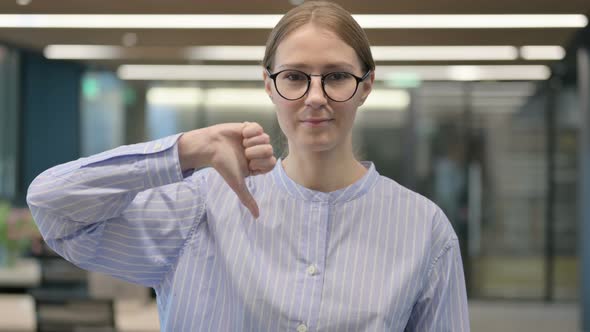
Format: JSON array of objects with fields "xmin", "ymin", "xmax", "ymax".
[{"xmin": 265, "ymin": 68, "xmax": 371, "ymax": 102}]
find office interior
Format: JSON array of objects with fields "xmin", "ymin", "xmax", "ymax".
[{"xmin": 0, "ymin": 0, "xmax": 589, "ymax": 331}]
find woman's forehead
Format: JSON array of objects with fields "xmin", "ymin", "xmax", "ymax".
[{"xmin": 273, "ymin": 24, "xmax": 362, "ymax": 71}]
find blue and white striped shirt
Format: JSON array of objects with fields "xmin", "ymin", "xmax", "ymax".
[{"xmin": 27, "ymin": 133, "xmax": 469, "ymax": 331}]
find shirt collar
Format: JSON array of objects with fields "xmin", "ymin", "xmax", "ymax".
[{"xmin": 271, "ymin": 158, "xmax": 379, "ymax": 204}]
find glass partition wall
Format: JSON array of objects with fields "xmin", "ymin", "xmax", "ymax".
[{"xmin": 408, "ymin": 81, "xmax": 578, "ymax": 301}]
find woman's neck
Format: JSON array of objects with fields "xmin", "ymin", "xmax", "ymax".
[{"xmin": 282, "ymin": 146, "xmax": 367, "ymax": 193}]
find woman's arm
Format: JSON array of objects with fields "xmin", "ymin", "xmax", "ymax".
[
  {"xmin": 405, "ymin": 211, "xmax": 470, "ymax": 332},
  {"xmin": 26, "ymin": 122, "xmax": 275, "ymax": 287},
  {"xmin": 26, "ymin": 133, "xmax": 207, "ymax": 287}
]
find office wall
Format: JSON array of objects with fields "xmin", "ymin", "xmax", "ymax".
[
  {"xmin": 18, "ymin": 51, "xmax": 83, "ymax": 203},
  {"xmin": 0, "ymin": 46, "xmax": 19, "ymax": 200}
]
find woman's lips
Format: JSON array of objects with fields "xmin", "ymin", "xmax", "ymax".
[{"xmin": 301, "ymin": 119, "xmax": 333, "ymax": 127}]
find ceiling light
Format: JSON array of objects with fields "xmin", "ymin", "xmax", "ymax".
[
  {"xmin": 0, "ymin": 14, "xmax": 585, "ymax": 29},
  {"xmin": 118, "ymin": 64, "xmax": 550, "ymax": 82},
  {"xmin": 147, "ymin": 87, "xmax": 204, "ymax": 107},
  {"xmin": 16, "ymin": 0, "xmax": 31, "ymax": 6},
  {"xmin": 372, "ymin": 46, "xmax": 518, "ymax": 61},
  {"xmin": 354, "ymin": 14, "xmax": 588, "ymax": 29},
  {"xmin": 146, "ymin": 87, "xmax": 273, "ymax": 110},
  {"xmin": 520, "ymin": 45, "xmax": 566, "ymax": 60},
  {"xmin": 146, "ymin": 86, "xmax": 406, "ymax": 110},
  {"xmin": 379, "ymin": 65, "xmax": 550, "ymax": 81},
  {"xmin": 46, "ymin": 44, "xmax": 557, "ymax": 62},
  {"xmin": 361, "ymin": 90, "xmax": 410, "ymax": 109},
  {"xmin": 44, "ymin": 45, "xmax": 123, "ymax": 59},
  {"xmin": 0, "ymin": 15, "xmax": 282, "ymax": 29},
  {"xmin": 184, "ymin": 46, "xmax": 265, "ymax": 61},
  {"xmin": 118, "ymin": 65, "xmax": 263, "ymax": 81},
  {"xmin": 43, "ymin": 45, "xmax": 265, "ymax": 60},
  {"xmin": 205, "ymin": 88, "xmax": 273, "ymax": 108}
]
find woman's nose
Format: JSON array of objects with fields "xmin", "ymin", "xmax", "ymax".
[{"xmin": 304, "ymin": 76, "xmax": 328, "ymax": 107}]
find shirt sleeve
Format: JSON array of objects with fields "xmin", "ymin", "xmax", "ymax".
[
  {"xmin": 404, "ymin": 214, "xmax": 470, "ymax": 331},
  {"xmin": 26, "ymin": 133, "xmax": 208, "ymax": 288}
]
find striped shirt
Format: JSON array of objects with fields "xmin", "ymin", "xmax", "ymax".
[{"xmin": 27, "ymin": 133, "xmax": 469, "ymax": 331}]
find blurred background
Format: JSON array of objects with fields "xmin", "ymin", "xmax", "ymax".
[{"xmin": 0, "ymin": 0, "xmax": 589, "ymax": 331}]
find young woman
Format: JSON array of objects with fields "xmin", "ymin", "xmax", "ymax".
[{"xmin": 27, "ymin": 1, "xmax": 469, "ymax": 331}]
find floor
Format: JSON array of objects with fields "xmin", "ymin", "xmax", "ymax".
[
  {"xmin": 469, "ymin": 300, "xmax": 580, "ymax": 332},
  {"xmin": 114, "ymin": 299, "xmax": 582, "ymax": 331}
]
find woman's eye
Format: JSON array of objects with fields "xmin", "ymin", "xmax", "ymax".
[
  {"xmin": 327, "ymin": 73, "xmax": 351, "ymax": 81},
  {"xmin": 285, "ymin": 73, "xmax": 306, "ymax": 81}
]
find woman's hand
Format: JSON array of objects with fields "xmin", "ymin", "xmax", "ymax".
[{"xmin": 178, "ymin": 122, "xmax": 276, "ymax": 218}]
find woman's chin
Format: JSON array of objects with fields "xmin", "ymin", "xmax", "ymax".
[{"xmin": 295, "ymin": 137, "xmax": 340, "ymax": 153}]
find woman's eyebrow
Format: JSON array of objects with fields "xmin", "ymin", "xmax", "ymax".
[
  {"xmin": 276, "ymin": 62, "xmax": 355, "ymax": 71},
  {"xmin": 323, "ymin": 63, "xmax": 355, "ymax": 71}
]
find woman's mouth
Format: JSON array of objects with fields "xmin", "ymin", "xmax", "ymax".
[{"xmin": 301, "ymin": 118, "xmax": 333, "ymax": 127}]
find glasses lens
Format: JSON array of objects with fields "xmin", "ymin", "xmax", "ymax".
[
  {"xmin": 275, "ymin": 70, "xmax": 309, "ymax": 100},
  {"xmin": 323, "ymin": 72, "xmax": 358, "ymax": 101}
]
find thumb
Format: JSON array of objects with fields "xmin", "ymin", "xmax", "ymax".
[{"xmin": 231, "ymin": 179, "xmax": 260, "ymax": 219}]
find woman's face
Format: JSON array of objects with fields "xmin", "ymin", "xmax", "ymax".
[{"xmin": 264, "ymin": 23, "xmax": 374, "ymax": 155}]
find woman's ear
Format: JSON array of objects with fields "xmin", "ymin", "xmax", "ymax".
[
  {"xmin": 263, "ymin": 70, "xmax": 275, "ymax": 103},
  {"xmin": 359, "ymin": 70, "xmax": 375, "ymax": 105}
]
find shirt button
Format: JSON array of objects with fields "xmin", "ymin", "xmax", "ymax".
[
  {"xmin": 297, "ymin": 323, "xmax": 308, "ymax": 332},
  {"xmin": 306, "ymin": 264, "xmax": 318, "ymax": 276}
]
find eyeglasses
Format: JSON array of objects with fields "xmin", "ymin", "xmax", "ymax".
[{"xmin": 265, "ymin": 68, "xmax": 371, "ymax": 102}]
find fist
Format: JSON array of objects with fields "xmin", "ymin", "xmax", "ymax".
[{"xmin": 179, "ymin": 122, "xmax": 276, "ymax": 219}]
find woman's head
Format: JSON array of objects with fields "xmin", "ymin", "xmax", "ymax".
[
  {"xmin": 262, "ymin": 1, "xmax": 374, "ymax": 73},
  {"xmin": 262, "ymin": 1, "xmax": 375, "ymax": 157}
]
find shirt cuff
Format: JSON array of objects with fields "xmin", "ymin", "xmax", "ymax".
[{"xmin": 142, "ymin": 133, "xmax": 185, "ymax": 188}]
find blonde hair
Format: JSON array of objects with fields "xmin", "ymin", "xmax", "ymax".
[{"xmin": 262, "ymin": 1, "xmax": 375, "ymax": 72}]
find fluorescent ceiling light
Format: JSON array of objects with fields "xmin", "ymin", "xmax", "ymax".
[
  {"xmin": 184, "ymin": 46, "xmax": 265, "ymax": 61},
  {"xmin": 380, "ymin": 65, "xmax": 550, "ymax": 81},
  {"xmin": 118, "ymin": 65, "xmax": 263, "ymax": 81},
  {"xmin": 44, "ymin": 45, "xmax": 123, "ymax": 59},
  {"xmin": 0, "ymin": 15, "xmax": 282, "ymax": 29},
  {"xmin": 371, "ymin": 46, "xmax": 518, "ymax": 61},
  {"xmin": 417, "ymin": 82, "xmax": 536, "ymax": 97},
  {"xmin": 44, "ymin": 45, "xmax": 266, "ymax": 61},
  {"xmin": 147, "ymin": 87, "xmax": 204, "ymax": 107},
  {"xmin": 471, "ymin": 83, "xmax": 536, "ymax": 97},
  {"xmin": 44, "ymin": 45, "xmax": 189, "ymax": 60},
  {"xmin": 520, "ymin": 45, "xmax": 566, "ymax": 60},
  {"xmin": 119, "ymin": 64, "xmax": 550, "ymax": 81},
  {"xmin": 0, "ymin": 14, "xmax": 586, "ymax": 29},
  {"xmin": 146, "ymin": 87, "xmax": 273, "ymax": 110},
  {"xmin": 354, "ymin": 14, "xmax": 588, "ymax": 28},
  {"xmin": 206, "ymin": 88, "xmax": 273, "ymax": 108},
  {"xmin": 145, "ymin": 86, "xmax": 406, "ymax": 110},
  {"xmin": 47, "ymin": 44, "xmax": 555, "ymax": 62},
  {"xmin": 361, "ymin": 90, "xmax": 410, "ymax": 110}
]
